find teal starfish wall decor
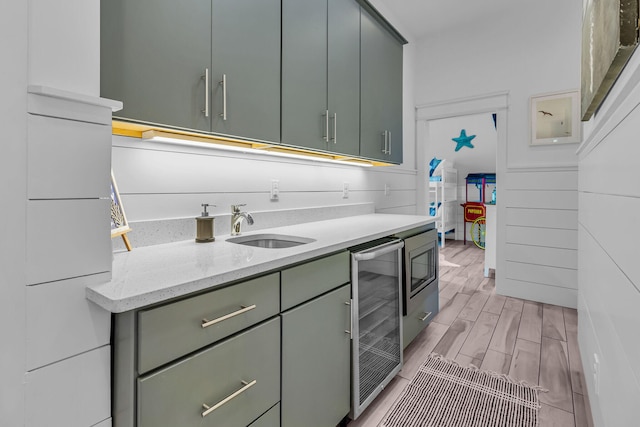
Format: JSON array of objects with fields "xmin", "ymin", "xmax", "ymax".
[{"xmin": 452, "ymin": 129, "xmax": 476, "ymax": 152}]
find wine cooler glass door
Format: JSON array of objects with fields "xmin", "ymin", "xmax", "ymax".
[{"xmin": 350, "ymin": 238, "xmax": 404, "ymax": 420}]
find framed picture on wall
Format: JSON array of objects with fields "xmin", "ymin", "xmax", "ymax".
[{"xmin": 530, "ymin": 90, "xmax": 581, "ymax": 145}]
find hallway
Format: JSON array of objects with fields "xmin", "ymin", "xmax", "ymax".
[{"xmin": 349, "ymin": 240, "xmax": 594, "ymax": 427}]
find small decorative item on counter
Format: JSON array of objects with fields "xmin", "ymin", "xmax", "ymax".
[
  {"xmin": 110, "ymin": 170, "xmax": 132, "ymax": 251},
  {"xmin": 196, "ymin": 203, "xmax": 215, "ymax": 243}
]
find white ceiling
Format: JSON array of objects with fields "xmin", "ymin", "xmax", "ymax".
[{"xmin": 372, "ymin": 0, "xmax": 515, "ymax": 42}]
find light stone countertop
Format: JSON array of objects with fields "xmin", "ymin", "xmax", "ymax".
[{"xmin": 86, "ymin": 213, "xmax": 437, "ymax": 313}]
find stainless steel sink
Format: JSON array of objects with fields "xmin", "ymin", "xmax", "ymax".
[{"xmin": 226, "ymin": 234, "xmax": 315, "ymax": 249}]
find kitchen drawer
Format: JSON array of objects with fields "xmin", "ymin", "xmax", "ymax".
[
  {"xmin": 138, "ymin": 272, "xmax": 279, "ymax": 374},
  {"xmin": 281, "ymin": 251, "xmax": 349, "ymax": 310},
  {"xmin": 403, "ymin": 281, "xmax": 439, "ymax": 348},
  {"xmin": 248, "ymin": 403, "xmax": 280, "ymax": 427},
  {"xmin": 138, "ymin": 317, "xmax": 280, "ymax": 427}
]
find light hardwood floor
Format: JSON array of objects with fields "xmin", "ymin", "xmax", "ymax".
[{"xmin": 347, "ymin": 240, "xmax": 594, "ymax": 427}]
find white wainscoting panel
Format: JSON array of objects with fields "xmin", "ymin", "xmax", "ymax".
[
  {"xmin": 502, "ymin": 279, "xmax": 577, "ymax": 308},
  {"xmin": 27, "ymin": 114, "xmax": 111, "ymax": 199},
  {"xmin": 505, "ymin": 208, "xmax": 578, "ymax": 230},
  {"xmin": 580, "ymin": 192, "xmax": 640, "ymax": 290},
  {"xmin": 505, "ymin": 189, "xmax": 578, "ymax": 210},
  {"xmin": 505, "ymin": 261, "xmax": 577, "ymax": 289},
  {"xmin": 579, "ymin": 103, "xmax": 640, "ymax": 198},
  {"xmin": 577, "ymin": 55, "xmax": 640, "ymax": 427},
  {"xmin": 578, "ymin": 227, "xmax": 640, "ymax": 425},
  {"xmin": 505, "ymin": 244, "xmax": 577, "ymax": 269},
  {"xmin": 498, "ymin": 169, "xmax": 579, "ymax": 307},
  {"xmin": 26, "ymin": 273, "xmax": 111, "ymax": 371},
  {"xmin": 25, "ymin": 346, "xmax": 111, "ymax": 427},
  {"xmin": 504, "ymin": 170, "xmax": 578, "ymax": 191},
  {"xmin": 506, "ymin": 226, "xmax": 577, "ymax": 250},
  {"xmin": 26, "ymin": 199, "xmax": 111, "ymax": 285}
]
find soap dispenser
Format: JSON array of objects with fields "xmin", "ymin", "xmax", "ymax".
[{"xmin": 195, "ymin": 203, "xmax": 215, "ymax": 243}]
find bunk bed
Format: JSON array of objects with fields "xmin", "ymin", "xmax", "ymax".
[{"xmin": 428, "ymin": 159, "xmax": 458, "ymax": 248}]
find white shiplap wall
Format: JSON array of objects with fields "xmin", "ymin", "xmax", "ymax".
[
  {"xmin": 0, "ymin": 0, "xmax": 28, "ymax": 423},
  {"xmin": 501, "ymin": 169, "xmax": 578, "ymax": 308},
  {"xmin": 112, "ymin": 134, "xmax": 418, "ymax": 230},
  {"xmin": 577, "ymin": 48, "xmax": 640, "ymax": 426}
]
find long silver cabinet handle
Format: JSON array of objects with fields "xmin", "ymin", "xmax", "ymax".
[
  {"xmin": 418, "ymin": 311, "xmax": 432, "ymax": 322},
  {"xmin": 323, "ymin": 110, "xmax": 329, "ymax": 142},
  {"xmin": 201, "ymin": 379, "xmax": 257, "ymax": 417},
  {"xmin": 201, "ymin": 304, "xmax": 256, "ymax": 328},
  {"xmin": 219, "ymin": 74, "xmax": 227, "ymax": 120},
  {"xmin": 331, "ymin": 112, "xmax": 337, "ymax": 144},
  {"xmin": 345, "ymin": 300, "xmax": 352, "ymax": 338},
  {"xmin": 381, "ymin": 131, "xmax": 387, "ymax": 154},
  {"xmin": 388, "ymin": 131, "xmax": 392, "ymax": 155},
  {"xmin": 352, "ymin": 239, "xmax": 404, "ymax": 261},
  {"xmin": 202, "ymin": 68, "xmax": 209, "ymax": 117}
]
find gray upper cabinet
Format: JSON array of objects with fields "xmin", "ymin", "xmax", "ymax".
[
  {"xmin": 211, "ymin": 0, "xmax": 280, "ymax": 142},
  {"xmin": 327, "ymin": 0, "xmax": 361, "ymax": 156},
  {"xmin": 282, "ymin": 0, "xmax": 360, "ymax": 156},
  {"xmin": 101, "ymin": 0, "xmax": 212, "ymax": 132},
  {"xmin": 101, "ymin": 0, "xmax": 281, "ymax": 143},
  {"xmin": 359, "ymin": 7, "xmax": 404, "ymax": 164}
]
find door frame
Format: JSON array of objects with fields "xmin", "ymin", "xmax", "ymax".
[{"xmin": 415, "ymin": 91, "xmax": 509, "ymax": 287}]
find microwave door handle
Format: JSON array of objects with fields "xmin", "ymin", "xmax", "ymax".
[{"xmin": 353, "ymin": 240, "xmax": 404, "ymax": 261}]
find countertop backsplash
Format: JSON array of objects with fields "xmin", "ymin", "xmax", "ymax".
[{"xmin": 112, "ymin": 202, "xmax": 376, "ymax": 251}]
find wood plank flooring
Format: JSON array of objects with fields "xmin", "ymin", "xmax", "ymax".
[{"xmin": 347, "ymin": 240, "xmax": 594, "ymax": 427}]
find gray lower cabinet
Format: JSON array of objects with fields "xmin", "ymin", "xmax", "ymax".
[
  {"xmin": 101, "ymin": 0, "xmax": 280, "ymax": 142},
  {"xmin": 248, "ymin": 403, "xmax": 280, "ymax": 427},
  {"xmin": 114, "ymin": 251, "xmax": 352, "ymax": 426},
  {"xmin": 281, "ymin": 284, "xmax": 351, "ymax": 427},
  {"xmin": 138, "ymin": 318, "xmax": 280, "ymax": 427},
  {"xmin": 282, "ymin": 0, "xmax": 360, "ymax": 156},
  {"xmin": 403, "ymin": 281, "xmax": 439, "ymax": 348},
  {"xmin": 359, "ymin": 6, "xmax": 404, "ymax": 164}
]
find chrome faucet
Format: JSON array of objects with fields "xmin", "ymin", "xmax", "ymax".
[{"xmin": 230, "ymin": 204, "xmax": 254, "ymax": 236}]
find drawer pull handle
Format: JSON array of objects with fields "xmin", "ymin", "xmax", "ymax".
[
  {"xmin": 201, "ymin": 305, "xmax": 256, "ymax": 328},
  {"xmin": 201, "ymin": 379, "xmax": 257, "ymax": 417},
  {"xmin": 418, "ymin": 312, "xmax": 432, "ymax": 322}
]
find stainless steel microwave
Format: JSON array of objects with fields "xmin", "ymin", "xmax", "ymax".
[{"xmin": 403, "ymin": 229, "xmax": 438, "ymax": 315}]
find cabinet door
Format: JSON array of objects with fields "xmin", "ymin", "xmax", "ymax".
[
  {"xmin": 281, "ymin": 0, "xmax": 328, "ymax": 151},
  {"xmin": 327, "ymin": 0, "xmax": 361, "ymax": 156},
  {"xmin": 281, "ymin": 284, "xmax": 351, "ymax": 427},
  {"xmin": 211, "ymin": 0, "xmax": 280, "ymax": 142},
  {"xmin": 101, "ymin": 0, "xmax": 211, "ymax": 131},
  {"xmin": 359, "ymin": 9, "xmax": 404, "ymax": 164}
]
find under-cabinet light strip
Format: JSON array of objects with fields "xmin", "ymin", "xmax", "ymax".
[{"xmin": 141, "ymin": 130, "xmax": 374, "ymax": 167}]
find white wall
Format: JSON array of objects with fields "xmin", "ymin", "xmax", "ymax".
[
  {"xmin": 415, "ymin": 0, "xmax": 582, "ymax": 307},
  {"xmin": 427, "ymin": 113, "xmax": 497, "ymax": 180},
  {"xmin": 0, "ymin": 0, "xmax": 28, "ymax": 424},
  {"xmin": 1, "ymin": 1, "xmax": 111, "ymax": 426},
  {"xmin": 577, "ymin": 46, "xmax": 640, "ymax": 427}
]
